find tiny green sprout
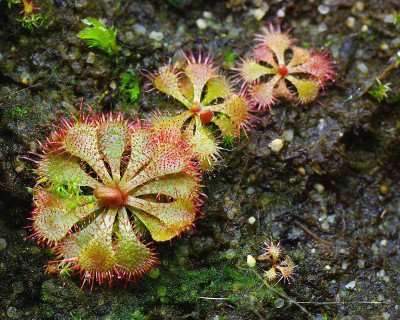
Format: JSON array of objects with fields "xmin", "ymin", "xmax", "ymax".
[
  {"xmin": 17, "ymin": 13, "xmax": 49, "ymax": 31},
  {"xmin": 128, "ymin": 310, "xmax": 146, "ymax": 320},
  {"xmin": 70, "ymin": 313, "xmax": 84, "ymax": 320},
  {"xmin": 221, "ymin": 135, "xmax": 235, "ymax": 149},
  {"xmin": 4, "ymin": 0, "xmax": 20, "ymax": 8},
  {"xmin": 149, "ymin": 268, "xmax": 160, "ymax": 279},
  {"xmin": 7, "ymin": 107, "xmax": 28, "ymax": 119},
  {"xmin": 120, "ymin": 72, "xmax": 141, "ymax": 103},
  {"xmin": 224, "ymin": 52, "xmax": 236, "ymax": 62},
  {"xmin": 369, "ymin": 79, "xmax": 391, "ymax": 103},
  {"xmin": 59, "ymin": 262, "xmax": 72, "ymax": 277},
  {"xmin": 223, "ymin": 51, "xmax": 236, "ymax": 69},
  {"xmin": 51, "ymin": 178, "xmax": 82, "ymax": 199},
  {"xmin": 77, "ymin": 18, "xmax": 120, "ymax": 55},
  {"xmin": 392, "ymin": 11, "xmax": 400, "ymax": 27}
]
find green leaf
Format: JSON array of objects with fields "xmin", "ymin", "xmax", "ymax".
[
  {"xmin": 77, "ymin": 18, "xmax": 120, "ymax": 55},
  {"xmin": 120, "ymin": 72, "xmax": 141, "ymax": 103}
]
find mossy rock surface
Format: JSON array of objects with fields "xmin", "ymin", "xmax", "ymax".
[{"xmin": 0, "ymin": 0, "xmax": 400, "ymax": 319}]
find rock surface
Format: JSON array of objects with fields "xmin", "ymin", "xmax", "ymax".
[{"xmin": 0, "ymin": 0, "xmax": 399, "ymax": 319}]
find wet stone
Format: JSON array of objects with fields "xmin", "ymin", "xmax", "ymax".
[
  {"xmin": 7, "ymin": 307, "xmax": 20, "ymax": 318},
  {"xmin": 86, "ymin": 52, "xmax": 96, "ymax": 64},
  {"xmin": 12, "ymin": 281, "xmax": 24, "ymax": 294},
  {"xmin": 0, "ymin": 238, "xmax": 7, "ymax": 251}
]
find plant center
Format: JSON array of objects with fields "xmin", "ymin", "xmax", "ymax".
[
  {"xmin": 199, "ymin": 109, "xmax": 213, "ymax": 124},
  {"xmin": 189, "ymin": 103, "xmax": 214, "ymax": 125},
  {"xmin": 93, "ymin": 185, "xmax": 128, "ymax": 208},
  {"xmin": 278, "ymin": 65, "xmax": 289, "ymax": 77},
  {"xmin": 189, "ymin": 103, "xmax": 201, "ymax": 113}
]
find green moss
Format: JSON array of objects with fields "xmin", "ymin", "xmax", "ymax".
[
  {"xmin": 119, "ymin": 72, "xmax": 141, "ymax": 103},
  {"xmin": 221, "ymin": 135, "xmax": 235, "ymax": 149},
  {"xmin": 17, "ymin": 13, "xmax": 51, "ymax": 31},
  {"xmin": 2, "ymin": 0, "xmax": 21, "ymax": 9},
  {"xmin": 7, "ymin": 107, "xmax": 28, "ymax": 119},
  {"xmin": 392, "ymin": 11, "xmax": 400, "ymax": 27},
  {"xmin": 144, "ymin": 260, "xmax": 278, "ymax": 314},
  {"xmin": 369, "ymin": 79, "xmax": 391, "ymax": 103},
  {"xmin": 127, "ymin": 310, "xmax": 147, "ymax": 320}
]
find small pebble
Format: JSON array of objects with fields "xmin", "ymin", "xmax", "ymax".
[
  {"xmin": 317, "ymin": 5, "xmax": 330, "ymax": 15},
  {"xmin": 377, "ymin": 269, "xmax": 385, "ymax": 277},
  {"xmin": 382, "ymin": 312, "xmax": 390, "ymax": 320},
  {"xmin": 248, "ymin": 216, "xmax": 256, "ymax": 225},
  {"xmin": 380, "ymin": 43, "xmax": 389, "ymax": 51},
  {"xmin": 325, "ymin": 265, "xmax": 331, "ymax": 270},
  {"xmin": 67, "ymin": 49, "xmax": 81, "ymax": 60},
  {"xmin": 356, "ymin": 62, "xmax": 368, "ymax": 74},
  {"xmin": 0, "ymin": 238, "xmax": 7, "ymax": 252},
  {"xmin": 326, "ymin": 215, "xmax": 336, "ymax": 224},
  {"xmin": 354, "ymin": 1, "xmax": 364, "ymax": 11},
  {"xmin": 253, "ymin": 8, "xmax": 266, "ymax": 20},
  {"xmin": 203, "ymin": 11, "xmax": 212, "ymax": 19},
  {"xmin": 380, "ymin": 239, "xmax": 387, "ymax": 247},
  {"xmin": 277, "ymin": 8, "xmax": 285, "ymax": 18},
  {"xmin": 383, "ymin": 14, "xmax": 394, "ymax": 24},
  {"xmin": 371, "ymin": 243, "xmax": 379, "ymax": 254},
  {"xmin": 283, "ymin": 129, "xmax": 293, "ymax": 142},
  {"xmin": 75, "ymin": 0, "xmax": 88, "ymax": 10},
  {"xmin": 297, "ymin": 167, "xmax": 306, "ymax": 176},
  {"xmin": 317, "ymin": 118, "xmax": 325, "ymax": 130},
  {"xmin": 345, "ymin": 280, "xmax": 356, "ymax": 289},
  {"xmin": 109, "ymin": 80, "xmax": 117, "ymax": 90},
  {"xmin": 196, "ymin": 18, "xmax": 208, "ymax": 30},
  {"xmin": 318, "ymin": 23, "xmax": 327, "ymax": 33},
  {"xmin": 275, "ymin": 298, "xmax": 285, "ymax": 308},
  {"xmin": 149, "ymin": 31, "xmax": 164, "ymax": 42},
  {"xmin": 314, "ymin": 183, "xmax": 325, "ymax": 193},
  {"xmin": 226, "ymin": 208, "xmax": 237, "ymax": 219},
  {"xmin": 379, "ymin": 183, "xmax": 389, "ymax": 194},
  {"xmin": 7, "ymin": 307, "xmax": 20, "ymax": 318},
  {"xmin": 133, "ymin": 23, "xmax": 146, "ymax": 35},
  {"xmin": 15, "ymin": 164, "xmax": 24, "ymax": 173},
  {"xmin": 361, "ymin": 24, "xmax": 368, "ymax": 32},
  {"xmin": 346, "ymin": 16, "xmax": 356, "ymax": 28},
  {"xmin": 125, "ymin": 31, "xmax": 135, "ymax": 41},
  {"xmin": 86, "ymin": 52, "xmax": 96, "ymax": 64},
  {"xmin": 357, "ymin": 260, "xmax": 365, "ymax": 268},
  {"xmin": 341, "ymin": 261, "xmax": 349, "ymax": 270},
  {"xmin": 247, "ymin": 255, "xmax": 256, "ymax": 267},
  {"xmin": 268, "ymin": 139, "xmax": 284, "ymax": 152},
  {"xmin": 20, "ymin": 71, "xmax": 32, "ymax": 85},
  {"xmin": 246, "ymin": 187, "xmax": 255, "ymax": 195},
  {"xmin": 321, "ymin": 222, "xmax": 329, "ymax": 230},
  {"xmin": 318, "ymin": 215, "xmax": 327, "ymax": 223}
]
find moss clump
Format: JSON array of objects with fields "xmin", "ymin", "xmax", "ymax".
[{"xmin": 144, "ymin": 259, "xmax": 280, "ymax": 316}]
